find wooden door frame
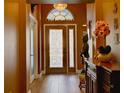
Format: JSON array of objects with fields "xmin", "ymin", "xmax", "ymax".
[{"xmin": 43, "ymin": 24, "xmax": 77, "ymax": 74}]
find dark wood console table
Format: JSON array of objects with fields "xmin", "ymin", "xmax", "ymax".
[{"xmin": 85, "ymin": 60, "xmax": 120, "ymax": 93}]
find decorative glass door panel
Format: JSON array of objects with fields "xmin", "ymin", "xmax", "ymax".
[
  {"xmin": 69, "ymin": 29, "xmax": 74, "ymax": 68},
  {"xmin": 68, "ymin": 26, "xmax": 75, "ymax": 73},
  {"xmin": 45, "ymin": 26, "xmax": 67, "ymax": 74},
  {"xmin": 49, "ymin": 29, "xmax": 63, "ymax": 68}
]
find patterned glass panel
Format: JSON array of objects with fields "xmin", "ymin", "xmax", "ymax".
[
  {"xmin": 55, "ymin": 15, "xmax": 65, "ymax": 21},
  {"xmin": 60, "ymin": 9, "xmax": 68, "ymax": 16},
  {"xmin": 47, "ymin": 9, "xmax": 74, "ymax": 21},
  {"xmin": 65, "ymin": 13, "xmax": 74, "ymax": 20},
  {"xmin": 69, "ymin": 29, "xmax": 74, "ymax": 67},
  {"xmin": 47, "ymin": 14, "xmax": 55, "ymax": 21},
  {"xmin": 49, "ymin": 29, "xmax": 63, "ymax": 68},
  {"xmin": 53, "ymin": 11, "xmax": 60, "ymax": 16}
]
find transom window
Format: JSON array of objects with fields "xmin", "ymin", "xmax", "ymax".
[{"xmin": 47, "ymin": 9, "xmax": 74, "ymax": 21}]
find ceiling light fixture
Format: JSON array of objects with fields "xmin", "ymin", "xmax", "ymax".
[{"xmin": 53, "ymin": 3, "xmax": 67, "ymax": 11}]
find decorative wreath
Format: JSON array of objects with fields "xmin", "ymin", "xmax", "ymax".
[{"xmin": 94, "ymin": 21, "xmax": 110, "ymax": 37}]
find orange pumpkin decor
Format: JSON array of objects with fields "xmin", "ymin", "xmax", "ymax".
[{"xmin": 94, "ymin": 45, "xmax": 114, "ymax": 63}]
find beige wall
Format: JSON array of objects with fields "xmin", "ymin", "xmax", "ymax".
[
  {"xmin": 5, "ymin": 2, "xmax": 20, "ymax": 93},
  {"xmin": 95, "ymin": 0, "xmax": 103, "ymax": 20},
  {"xmin": 4, "ymin": 0, "xmax": 27, "ymax": 93}
]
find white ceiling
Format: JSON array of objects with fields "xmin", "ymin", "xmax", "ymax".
[{"xmin": 27, "ymin": 0, "xmax": 95, "ymax": 4}]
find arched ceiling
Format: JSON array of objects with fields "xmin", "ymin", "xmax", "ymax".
[{"xmin": 27, "ymin": 0, "xmax": 95, "ymax": 4}]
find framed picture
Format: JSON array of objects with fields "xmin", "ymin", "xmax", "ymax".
[
  {"xmin": 113, "ymin": 2, "xmax": 118, "ymax": 14},
  {"xmin": 113, "ymin": 1, "xmax": 120, "ymax": 44},
  {"xmin": 114, "ymin": 18, "xmax": 119, "ymax": 30},
  {"xmin": 113, "ymin": 17, "xmax": 120, "ymax": 44},
  {"xmin": 114, "ymin": 29, "xmax": 120, "ymax": 44}
]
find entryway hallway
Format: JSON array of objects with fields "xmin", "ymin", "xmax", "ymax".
[
  {"xmin": 5, "ymin": 0, "xmax": 120, "ymax": 93},
  {"xmin": 30, "ymin": 74, "xmax": 85, "ymax": 93}
]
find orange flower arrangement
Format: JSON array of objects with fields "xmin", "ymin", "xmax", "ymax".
[{"xmin": 94, "ymin": 21, "xmax": 110, "ymax": 37}]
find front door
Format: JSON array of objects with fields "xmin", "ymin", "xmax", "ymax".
[{"xmin": 45, "ymin": 26, "xmax": 67, "ymax": 74}]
